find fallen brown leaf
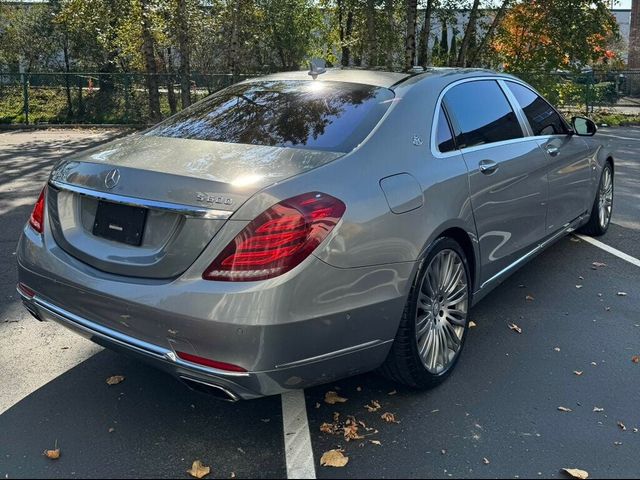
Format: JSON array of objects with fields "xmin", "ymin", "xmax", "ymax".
[
  {"xmin": 324, "ymin": 391, "xmax": 348, "ymax": 405},
  {"xmin": 106, "ymin": 375, "xmax": 125, "ymax": 386},
  {"xmin": 365, "ymin": 400, "xmax": 382, "ymax": 412},
  {"xmin": 562, "ymin": 468, "xmax": 589, "ymax": 479},
  {"xmin": 320, "ymin": 422, "xmax": 336, "ymax": 434},
  {"xmin": 43, "ymin": 448, "xmax": 60, "ymax": 460},
  {"xmin": 187, "ymin": 460, "xmax": 211, "ymax": 479},
  {"xmin": 370, "ymin": 440, "xmax": 382, "ymax": 446},
  {"xmin": 320, "ymin": 449, "xmax": 348, "ymax": 468},
  {"xmin": 343, "ymin": 423, "xmax": 363, "ymax": 441},
  {"xmin": 381, "ymin": 412, "xmax": 399, "ymax": 423},
  {"xmin": 508, "ymin": 323, "xmax": 522, "ymax": 334},
  {"xmin": 558, "ymin": 406, "xmax": 573, "ymax": 413},
  {"xmin": 632, "ymin": 355, "xmax": 640, "ymax": 364},
  {"xmin": 469, "ymin": 321, "xmax": 477, "ymax": 328}
]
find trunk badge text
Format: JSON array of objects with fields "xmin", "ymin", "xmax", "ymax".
[
  {"xmin": 104, "ymin": 168, "xmax": 121, "ymax": 189},
  {"xmin": 196, "ymin": 193, "xmax": 234, "ymax": 206}
]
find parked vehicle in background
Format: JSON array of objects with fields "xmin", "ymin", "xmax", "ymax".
[{"xmin": 17, "ymin": 68, "xmax": 613, "ymax": 400}]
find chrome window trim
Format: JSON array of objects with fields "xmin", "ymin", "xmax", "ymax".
[
  {"xmin": 49, "ymin": 180, "xmax": 233, "ymax": 220},
  {"xmin": 430, "ymin": 75, "xmax": 567, "ymax": 159}
]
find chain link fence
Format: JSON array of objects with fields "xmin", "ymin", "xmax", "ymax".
[
  {"xmin": 0, "ymin": 72, "xmax": 261, "ymax": 125},
  {"xmin": 2, "ymin": 70, "xmax": 640, "ymax": 125}
]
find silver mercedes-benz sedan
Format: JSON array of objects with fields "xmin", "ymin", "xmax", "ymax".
[{"xmin": 17, "ymin": 68, "xmax": 614, "ymax": 400}]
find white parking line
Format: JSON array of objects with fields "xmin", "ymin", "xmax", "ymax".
[
  {"xmin": 281, "ymin": 390, "xmax": 316, "ymax": 479},
  {"xmin": 575, "ymin": 234, "xmax": 640, "ymax": 268}
]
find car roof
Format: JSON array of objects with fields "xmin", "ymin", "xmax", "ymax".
[{"xmin": 242, "ymin": 67, "xmax": 502, "ymax": 89}]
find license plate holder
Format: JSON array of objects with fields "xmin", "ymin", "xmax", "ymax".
[{"xmin": 92, "ymin": 201, "xmax": 148, "ymax": 246}]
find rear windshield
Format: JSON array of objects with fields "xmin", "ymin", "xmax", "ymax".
[{"xmin": 147, "ymin": 80, "xmax": 395, "ymax": 153}]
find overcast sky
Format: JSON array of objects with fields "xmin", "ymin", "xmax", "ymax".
[{"xmin": 618, "ymin": 0, "xmax": 632, "ymax": 8}]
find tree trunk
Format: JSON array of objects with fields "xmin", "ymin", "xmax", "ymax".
[
  {"xmin": 404, "ymin": 0, "xmax": 418, "ymax": 70},
  {"xmin": 176, "ymin": 0, "xmax": 191, "ymax": 109},
  {"xmin": 468, "ymin": 0, "xmax": 513, "ymax": 67},
  {"xmin": 456, "ymin": 0, "xmax": 481, "ymax": 67},
  {"xmin": 161, "ymin": 48, "xmax": 177, "ymax": 115},
  {"xmin": 140, "ymin": 0, "xmax": 162, "ymax": 122},
  {"xmin": 439, "ymin": 17, "xmax": 448, "ymax": 59},
  {"xmin": 228, "ymin": 0, "xmax": 241, "ymax": 79},
  {"xmin": 630, "ymin": 0, "xmax": 640, "ymax": 68},
  {"xmin": 418, "ymin": 0, "xmax": 434, "ymax": 67},
  {"xmin": 62, "ymin": 33, "xmax": 73, "ymax": 120},
  {"xmin": 365, "ymin": 0, "xmax": 376, "ymax": 67},
  {"xmin": 385, "ymin": 0, "xmax": 394, "ymax": 69},
  {"xmin": 338, "ymin": 0, "xmax": 354, "ymax": 67}
]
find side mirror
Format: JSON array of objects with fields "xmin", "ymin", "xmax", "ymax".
[{"xmin": 571, "ymin": 116, "xmax": 597, "ymax": 136}]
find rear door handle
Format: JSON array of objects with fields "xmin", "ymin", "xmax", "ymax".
[
  {"xmin": 479, "ymin": 159, "xmax": 499, "ymax": 175},
  {"xmin": 546, "ymin": 146, "xmax": 560, "ymax": 157}
]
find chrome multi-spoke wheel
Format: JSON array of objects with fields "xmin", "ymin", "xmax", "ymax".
[
  {"xmin": 598, "ymin": 166, "xmax": 613, "ymax": 230},
  {"xmin": 416, "ymin": 249, "xmax": 468, "ymax": 374},
  {"xmin": 579, "ymin": 163, "xmax": 613, "ymax": 237},
  {"xmin": 381, "ymin": 237, "xmax": 471, "ymax": 389}
]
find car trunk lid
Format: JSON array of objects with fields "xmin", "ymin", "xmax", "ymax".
[{"xmin": 47, "ymin": 134, "xmax": 342, "ymax": 279}]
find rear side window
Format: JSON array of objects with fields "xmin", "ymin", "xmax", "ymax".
[
  {"xmin": 436, "ymin": 106, "xmax": 456, "ymax": 153},
  {"xmin": 444, "ymin": 80, "xmax": 523, "ymax": 149},
  {"xmin": 147, "ymin": 80, "xmax": 395, "ymax": 153},
  {"xmin": 505, "ymin": 81, "xmax": 569, "ymax": 136}
]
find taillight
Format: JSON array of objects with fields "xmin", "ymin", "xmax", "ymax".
[
  {"xmin": 203, "ymin": 192, "xmax": 346, "ymax": 281},
  {"xmin": 28, "ymin": 186, "xmax": 46, "ymax": 234}
]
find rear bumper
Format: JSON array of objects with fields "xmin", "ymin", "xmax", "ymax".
[{"xmin": 18, "ymin": 286, "xmax": 396, "ymax": 400}]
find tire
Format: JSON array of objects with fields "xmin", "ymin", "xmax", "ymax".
[
  {"xmin": 579, "ymin": 162, "xmax": 614, "ymax": 237},
  {"xmin": 381, "ymin": 237, "xmax": 471, "ymax": 389}
]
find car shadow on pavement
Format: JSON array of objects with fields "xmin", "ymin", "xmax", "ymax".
[{"xmin": 0, "ymin": 349, "xmax": 286, "ymax": 479}]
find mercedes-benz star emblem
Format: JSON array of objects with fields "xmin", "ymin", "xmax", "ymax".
[{"xmin": 104, "ymin": 168, "xmax": 120, "ymax": 189}]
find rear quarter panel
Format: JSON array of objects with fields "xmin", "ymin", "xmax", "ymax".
[{"xmin": 233, "ymin": 75, "xmax": 480, "ymax": 289}]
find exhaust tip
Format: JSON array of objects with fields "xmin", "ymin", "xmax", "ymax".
[{"xmin": 179, "ymin": 376, "xmax": 239, "ymax": 402}]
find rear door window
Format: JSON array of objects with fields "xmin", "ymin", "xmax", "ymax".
[
  {"xmin": 505, "ymin": 81, "xmax": 569, "ymax": 136},
  {"xmin": 147, "ymin": 80, "xmax": 395, "ymax": 153},
  {"xmin": 443, "ymin": 80, "xmax": 523, "ymax": 149}
]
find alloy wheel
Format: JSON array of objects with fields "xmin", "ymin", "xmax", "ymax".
[
  {"xmin": 598, "ymin": 166, "xmax": 613, "ymax": 230},
  {"xmin": 415, "ymin": 249, "xmax": 468, "ymax": 374}
]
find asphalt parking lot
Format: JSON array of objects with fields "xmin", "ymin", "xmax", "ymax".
[{"xmin": 0, "ymin": 127, "xmax": 638, "ymax": 479}]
